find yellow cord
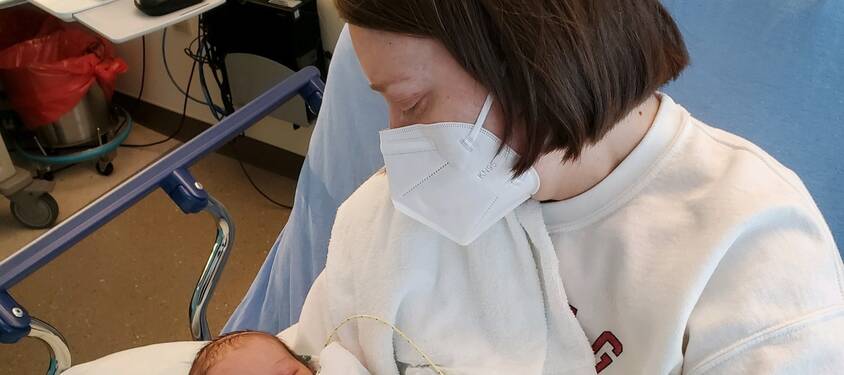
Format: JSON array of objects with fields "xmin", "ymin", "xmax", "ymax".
[{"xmin": 324, "ymin": 314, "xmax": 446, "ymax": 375}]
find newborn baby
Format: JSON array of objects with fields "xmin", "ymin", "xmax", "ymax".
[
  {"xmin": 190, "ymin": 330, "xmax": 371, "ymax": 375},
  {"xmin": 189, "ymin": 331, "xmax": 313, "ymax": 375}
]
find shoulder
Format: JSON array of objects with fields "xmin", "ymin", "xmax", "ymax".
[
  {"xmin": 676, "ymin": 115, "xmax": 842, "ymax": 301},
  {"xmin": 669, "ymin": 117, "xmax": 818, "ymax": 215},
  {"xmin": 675, "ymin": 118, "xmax": 844, "ymax": 370},
  {"xmin": 691, "ymin": 118, "xmax": 808, "ymax": 195},
  {"xmin": 657, "ymin": 114, "xmax": 836, "ymax": 255}
]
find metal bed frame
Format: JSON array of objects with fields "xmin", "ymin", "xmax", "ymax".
[{"xmin": 0, "ymin": 67, "xmax": 324, "ymax": 373}]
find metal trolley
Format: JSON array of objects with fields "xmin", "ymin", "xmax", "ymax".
[{"xmin": 0, "ymin": 67, "xmax": 324, "ymax": 374}]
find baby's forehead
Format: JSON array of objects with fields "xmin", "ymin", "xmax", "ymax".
[
  {"xmin": 224, "ymin": 332, "xmax": 285, "ymax": 349},
  {"xmin": 206, "ymin": 331, "xmax": 287, "ymax": 359}
]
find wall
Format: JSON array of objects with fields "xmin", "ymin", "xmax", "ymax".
[{"xmin": 112, "ymin": 0, "xmax": 345, "ymax": 156}]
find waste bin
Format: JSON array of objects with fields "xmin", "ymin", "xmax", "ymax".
[{"xmin": 36, "ymin": 84, "xmax": 112, "ymax": 148}]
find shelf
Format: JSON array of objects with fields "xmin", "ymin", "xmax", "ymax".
[
  {"xmin": 74, "ymin": 0, "xmax": 224, "ymax": 43},
  {"xmin": 29, "ymin": 0, "xmax": 118, "ymax": 21}
]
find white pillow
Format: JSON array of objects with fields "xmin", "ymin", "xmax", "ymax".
[{"xmin": 63, "ymin": 341, "xmax": 207, "ymax": 375}]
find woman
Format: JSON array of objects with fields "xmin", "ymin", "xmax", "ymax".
[{"xmin": 286, "ymin": 1, "xmax": 843, "ymax": 374}]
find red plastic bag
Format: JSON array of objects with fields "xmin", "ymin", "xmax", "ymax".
[
  {"xmin": 0, "ymin": 9, "xmax": 127, "ymax": 129},
  {"xmin": 0, "ymin": 6, "xmax": 59, "ymax": 52}
]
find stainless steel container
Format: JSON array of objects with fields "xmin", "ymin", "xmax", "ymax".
[{"xmin": 37, "ymin": 84, "xmax": 111, "ymax": 148}]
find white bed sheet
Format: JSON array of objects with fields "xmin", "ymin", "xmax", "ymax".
[
  {"xmin": 62, "ymin": 327, "xmax": 298, "ymax": 374},
  {"xmin": 63, "ymin": 341, "xmax": 206, "ymax": 375}
]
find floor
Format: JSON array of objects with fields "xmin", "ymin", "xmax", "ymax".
[{"xmin": 0, "ymin": 124, "xmax": 297, "ymax": 373}]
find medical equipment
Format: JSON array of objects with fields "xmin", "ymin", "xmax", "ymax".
[
  {"xmin": 0, "ymin": 67, "xmax": 325, "ymax": 373},
  {"xmin": 134, "ymin": 0, "xmax": 202, "ymax": 16},
  {"xmin": 205, "ymin": 0, "xmax": 326, "ymax": 78},
  {"xmin": 204, "ymin": 0, "xmax": 326, "ymax": 126},
  {"xmin": 0, "ymin": 130, "xmax": 58, "ymax": 228},
  {"xmin": 326, "ymin": 315, "xmax": 446, "ymax": 375},
  {"xmin": 1, "ymin": 90, "xmax": 58, "ymax": 228}
]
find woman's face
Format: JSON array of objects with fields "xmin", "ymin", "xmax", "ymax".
[
  {"xmin": 349, "ymin": 25, "xmax": 591, "ymax": 202},
  {"xmin": 349, "ymin": 25, "xmax": 510, "ymax": 142}
]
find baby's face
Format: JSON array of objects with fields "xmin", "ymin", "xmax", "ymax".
[{"xmin": 206, "ymin": 335, "xmax": 313, "ymax": 375}]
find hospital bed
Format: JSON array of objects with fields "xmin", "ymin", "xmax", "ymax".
[{"xmin": 0, "ymin": 66, "xmax": 325, "ymax": 373}]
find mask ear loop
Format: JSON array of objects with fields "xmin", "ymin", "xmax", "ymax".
[{"xmin": 460, "ymin": 94, "xmax": 494, "ymax": 151}]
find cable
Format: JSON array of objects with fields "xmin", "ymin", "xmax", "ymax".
[
  {"xmin": 233, "ymin": 136, "xmax": 293, "ymax": 209},
  {"xmin": 135, "ymin": 19, "xmax": 288, "ymax": 207},
  {"xmin": 325, "ymin": 315, "xmax": 445, "ymax": 375},
  {"xmin": 130, "ymin": 36, "xmax": 146, "ymax": 116},
  {"xmin": 195, "ymin": 17, "xmax": 226, "ymax": 120},
  {"xmin": 161, "ymin": 28, "xmax": 224, "ymax": 113},
  {"xmin": 197, "ymin": 41, "xmax": 223, "ymax": 121},
  {"xmin": 191, "ymin": 15, "xmax": 290, "ymax": 209},
  {"xmin": 121, "ymin": 57, "xmax": 196, "ymax": 148}
]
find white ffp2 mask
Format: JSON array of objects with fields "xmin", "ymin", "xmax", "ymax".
[{"xmin": 379, "ymin": 94, "xmax": 540, "ymax": 246}]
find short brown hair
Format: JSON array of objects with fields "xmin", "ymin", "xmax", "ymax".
[{"xmin": 336, "ymin": 0, "xmax": 689, "ymax": 174}]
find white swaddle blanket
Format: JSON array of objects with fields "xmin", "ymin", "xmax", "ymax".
[{"xmin": 289, "ymin": 173, "xmax": 597, "ymax": 374}]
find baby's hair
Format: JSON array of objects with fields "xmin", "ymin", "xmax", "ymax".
[{"xmin": 189, "ymin": 330, "xmax": 309, "ymax": 375}]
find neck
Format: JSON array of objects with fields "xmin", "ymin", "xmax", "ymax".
[{"xmin": 533, "ymin": 94, "xmax": 661, "ymax": 202}]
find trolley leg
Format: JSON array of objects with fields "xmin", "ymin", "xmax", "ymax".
[
  {"xmin": 29, "ymin": 317, "xmax": 72, "ymax": 374},
  {"xmin": 160, "ymin": 169, "xmax": 236, "ymax": 341},
  {"xmin": 0, "ymin": 291, "xmax": 71, "ymax": 374},
  {"xmin": 189, "ymin": 196, "xmax": 235, "ymax": 341}
]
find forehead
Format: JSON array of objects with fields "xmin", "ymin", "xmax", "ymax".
[
  {"xmin": 348, "ymin": 25, "xmax": 439, "ymax": 89},
  {"xmin": 207, "ymin": 335, "xmax": 291, "ymax": 374}
]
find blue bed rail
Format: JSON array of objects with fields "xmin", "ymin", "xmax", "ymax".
[{"xmin": 0, "ymin": 66, "xmax": 324, "ymax": 372}]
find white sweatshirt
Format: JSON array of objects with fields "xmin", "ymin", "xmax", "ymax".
[
  {"xmin": 541, "ymin": 95, "xmax": 844, "ymax": 374},
  {"xmin": 288, "ymin": 95, "xmax": 844, "ymax": 374}
]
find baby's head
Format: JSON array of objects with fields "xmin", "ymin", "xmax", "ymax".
[{"xmin": 189, "ymin": 331, "xmax": 313, "ymax": 375}]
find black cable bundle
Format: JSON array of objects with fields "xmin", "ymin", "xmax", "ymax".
[{"xmin": 125, "ymin": 21, "xmax": 292, "ymax": 209}]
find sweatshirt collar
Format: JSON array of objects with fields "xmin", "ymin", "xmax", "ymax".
[{"xmin": 541, "ymin": 93, "xmax": 688, "ymax": 232}]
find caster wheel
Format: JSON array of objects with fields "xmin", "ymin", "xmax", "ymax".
[
  {"xmin": 96, "ymin": 161, "xmax": 114, "ymax": 176},
  {"xmin": 11, "ymin": 194, "xmax": 59, "ymax": 229},
  {"xmin": 38, "ymin": 171, "xmax": 55, "ymax": 181}
]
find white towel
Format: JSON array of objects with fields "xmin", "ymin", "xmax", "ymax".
[
  {"xmin": 318, "ymin": 342, "xmax": 372, "ymax": 374},
  {"xmin": 291, "ymin": 173, "xmax": 597, "ymax": 374}
]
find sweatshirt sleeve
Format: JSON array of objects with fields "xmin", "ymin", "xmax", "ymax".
[
  {"xmin": 682, "ymin": 202, "xmax": 844, "ymax": 375},
  {"xmin": 685, "ymin": 306, "xmax": 844, "ymax": 374}
]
